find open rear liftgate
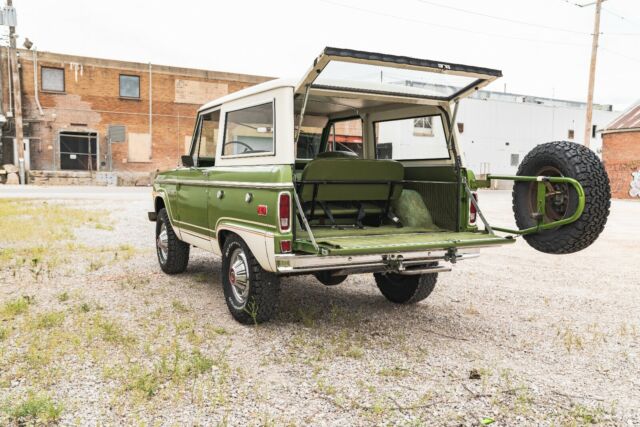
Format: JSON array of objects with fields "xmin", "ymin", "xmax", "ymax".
[{"xmin": 282, "ymin": 47, "xmax": 587, "ymax": 275}]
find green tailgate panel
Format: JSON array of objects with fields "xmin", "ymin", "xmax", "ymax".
[{"xmin": 296, "ymin": 229, "xmax": 514, "ymax": 255}]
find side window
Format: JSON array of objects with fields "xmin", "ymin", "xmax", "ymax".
[
  {"xmin": 375, "ymin": 115, "xmax": 450, "ymax": 160},
  {"xmin": 223, "ymin": 102, "xmax": 274, "ymax": 156},
  {"xmin": 197, "ymin": 110, "xmax": 220, "ymax": 166}
]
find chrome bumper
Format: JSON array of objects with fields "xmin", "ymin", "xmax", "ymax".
[{"xmin": 274, "ymin": 249, "xmax": 480, "ymax": 275}]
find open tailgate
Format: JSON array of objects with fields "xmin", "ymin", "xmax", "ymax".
[{"xmin": 295, "ymin": 230, "xmax": 515, "ymax": 256}]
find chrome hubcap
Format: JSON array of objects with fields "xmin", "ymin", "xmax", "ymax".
[
  {"xmin": 229, "ymin": 248, "xmax": 250, "ymax": 304},
  {"xmin": 157, "ymin": 222, "xmax": 169, "ymax": 263}
]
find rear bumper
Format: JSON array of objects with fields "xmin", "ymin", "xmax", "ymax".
[{"xmin": 274, "ymin": 248, "xmax": 480, "ymax": 275}]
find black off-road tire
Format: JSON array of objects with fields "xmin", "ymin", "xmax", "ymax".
[
  {"xmin": 222, "ymin": 236, "xmax": 280, "ymax": 324},
  {"xmin": 313, "ymin": 271, "xmax": 348, "ymax": 286},
  {"xmin": 374, "ymin": 272, "xmax": 438, "ymax": 304},
  {"xmin": 513, "ymin": 141, "xmax": 610, "ymax": 254},
  {"xmin": 156, "ymin": 208, "xmax": 190, "ymax": 274}
]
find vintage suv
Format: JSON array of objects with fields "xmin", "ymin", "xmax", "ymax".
[{"xmin": 149, "ymin": 48, "xmax": 610, "ymax": 324}]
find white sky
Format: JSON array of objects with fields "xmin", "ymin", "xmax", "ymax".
[{"xmin": 12, "ymin": 0, "xmax": 640, "ymax": 110}]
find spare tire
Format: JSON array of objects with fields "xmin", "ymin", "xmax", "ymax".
[{"xmin": 513, "ymin": 141, "xmax": 610, "ymax": 254}]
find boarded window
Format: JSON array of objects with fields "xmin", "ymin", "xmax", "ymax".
[
  {"xmin": 42, "ymin": 67, "xmax": 64, "ymax": 92},
  {"xmin": 128, "ymin": 133, "xmax": 151, "ymax": 162},
  {"xmin": 510, "ymin": 153, "xmax": 520, "ymax": 167},
  {"xmin": 120, "ymin": 75, "xmax": 140, "ymax": 98}
]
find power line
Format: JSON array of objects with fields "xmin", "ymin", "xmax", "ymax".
[
  {"xmin": 414, "ymin": 0, "xmax": 586, "ymax": 35},
  {"xmin": 602, "ymin": 6, "xmax": 640, "ymax": 28},
  {"xmin": 601, "ymin": 47, "xmax": 640, "ymax": 63},
  {"xmin": 316, "ymin": 0, "xmax": 588, "ymax": 47}
]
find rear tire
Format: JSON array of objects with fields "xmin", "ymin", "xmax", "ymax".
[
  {"xmin": 513, "ymin": 141, "xmax": 611, "ymax": 254},
  {"xmin": 374, "ymin": 272, "xmax": 437, "ymax": 304},
  {"xmin": 156, "ymin": 208, "xmax": 189, "ymax": 274},
  {"xmin": 221, "ymin": 236, "xmax": 280, "ymax": 324}
]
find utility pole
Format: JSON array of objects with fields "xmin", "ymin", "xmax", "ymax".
[
  {"xmin": 6, "ymin": 0, "xmax": 26, "ymax": 183},
  {"xmin": 583, "ymin": 0, "xmax": 604, "ymax": 149}
]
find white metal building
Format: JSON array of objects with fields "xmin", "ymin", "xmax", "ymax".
[{"xmin": 456, "ymin": 90, "xmax": 618, "ymax": 176}]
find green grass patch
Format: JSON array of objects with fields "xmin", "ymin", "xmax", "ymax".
[
  {"xmin": 3, "ymin": 393, "xmax": 63, "ymax": 424},
  {"xmin": 0, "ymin": 199, "xmax": 109, "ymax": 244},
  {"xmin": 1, "ymin": 296, "xmax": 32, "ymax": 319},
  {"xmin": 31, "ymin": 311, "xmax": 66, "ymax": 330}
]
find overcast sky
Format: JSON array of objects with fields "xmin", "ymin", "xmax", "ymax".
[{"xmin": 10, "ymin": 0, "xmax": 640, "ymax": 110}]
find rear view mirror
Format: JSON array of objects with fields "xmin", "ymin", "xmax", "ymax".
[{"xmin": 181, "ymin": 155, "xmax": 194, "ymax": 167}]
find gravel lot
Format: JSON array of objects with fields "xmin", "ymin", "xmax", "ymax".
[{"xmin": 1, "ymin": 186, "xmax": 638, "ymax": 426}]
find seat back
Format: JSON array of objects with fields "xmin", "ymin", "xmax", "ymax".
[{"xmin": 298, "ymin": 158, "xmax": 404, "ymax": 203}]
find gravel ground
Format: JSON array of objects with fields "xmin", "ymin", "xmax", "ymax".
[{"xmin": 0, "ymin": 186, "xmax": 639, "ymax": 426}]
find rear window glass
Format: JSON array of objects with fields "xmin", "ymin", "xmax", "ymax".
[
  {"xmin": 223, "ymin": 102, "xmax": 274, "ymax": 156},
  {"xmin": 375, "ymin": 115, "xmax": 450, "ymax": 160}
]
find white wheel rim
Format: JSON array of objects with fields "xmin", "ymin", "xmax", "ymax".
[
  {"xmin": 229, "ymin": 247, "xmax": 250, "ymax": 304},
  {"xmin": 157, "ymin": 222, "xmax": 169, "ymax": 263}
]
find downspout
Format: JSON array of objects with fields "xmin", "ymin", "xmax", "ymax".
[
  {"xmin": 148, "ymin": 62, "xmax": 152, "ymax": 160},
  {"xmin": 32, "ymin": 48, "xmax": 44, "ymax": 116},
  {"xmin": 6, "ymin": 47, "xmax": 13, "ymax": 116}
]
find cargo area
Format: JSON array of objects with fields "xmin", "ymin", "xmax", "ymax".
[{"xmin": 292, "ymin": 156, "xmax": 514, "ymax": 255}]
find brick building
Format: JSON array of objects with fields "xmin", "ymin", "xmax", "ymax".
[
  {"xmin": 0, "ymin": 48, "xmax": 270, "ymax": 184},
  {"xmin": 602, "ymin": 102, "xmax": 640, "ymax": 199}
]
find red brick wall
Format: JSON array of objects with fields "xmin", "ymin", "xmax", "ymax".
[
  {"xmin": 4, "ymin": 49, "xmax": 270, "ymax": 173},
  {"xmin": 602, "ymin": 130, "xmax": 640, "ymax": 199}
]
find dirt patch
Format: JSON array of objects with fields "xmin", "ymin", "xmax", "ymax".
[{"xmin": 0, "ymin": 188, "xmax": 638, "ymax": 425}]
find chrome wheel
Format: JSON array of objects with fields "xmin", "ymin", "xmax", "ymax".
[
  {"xmin": 157, "ymin": 222, "xmax": 169, "ymax": 264},
  {"xmin": 228, "ymin": 247, "xmax": 250, "ymax": 305}
]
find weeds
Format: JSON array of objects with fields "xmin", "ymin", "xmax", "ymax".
[
  {"xmin": 3, "ymin": 393, "xmax": 63, "ymax": 424},
  {"xmin": 1, "ymin": 296, "xmax": 32, "ymax": 319},
  {"xmin": 57, "ymin": 292, "xmax": 70, "ymax": 302},
  {"xmin": 171, "ymin": 300, "xmax": 189, "ymax": 313},
  {"xmin": 244, "ymin": 298, "xmax": 259, "ymax": 325},
  {"xmin": 31, "ymin": 311, "xmax": 66, "ymax": 330}
]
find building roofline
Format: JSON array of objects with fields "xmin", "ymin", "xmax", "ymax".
[
  {"xmin": 16, "ymin": 48, "xmax": 274, "ymax": 84},
  {"xmin": 604, "ymin": 99, "xmax": 640, "ymax": 131},
  {"xmin": 601, "ymin": 127, "xmax": 640, "ymax": 135}
]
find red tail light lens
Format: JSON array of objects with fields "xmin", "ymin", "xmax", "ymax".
[
  {"xmin": 280, "ymin": 240, "xmax": 292, "ymax": 253},
  {"xmin": 278, "ymin": 193, "xmax": 291, "ymax": 232},
  {"xmin": 469, "ymin": 192, "xmax": 478, "ymax": 224}
]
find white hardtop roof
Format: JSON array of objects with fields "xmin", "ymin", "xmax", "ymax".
[
  {"xmin": 197, "ymin": 47, "xmax": 503, "ymax": 113},
  {"xmin": 198, "ymin": 78, "xmax": 296, "ymax": 112}
]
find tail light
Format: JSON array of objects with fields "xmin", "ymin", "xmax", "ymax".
[
  {"xmin": 280, "ymin": 240, "xmax": 292, "ymax": 253},
  {"xmin": 469, "ymin": 192, "xmax": 478, "ymax": 225},
  {"xmin": 278, "ymin": 192, "xmax": 291, "ymax": 232}
]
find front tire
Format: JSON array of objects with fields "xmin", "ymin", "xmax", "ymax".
[
  {"xmin": 156, "ymin": 208, "xmax": 189, "ymax": 274},
  {"xmin": 222, "ymin": 236, "xmax": 280, "ymax": 324},
  {"xmin": 374, "ymin": 272, "xmax": 438, "ymax": 304}
]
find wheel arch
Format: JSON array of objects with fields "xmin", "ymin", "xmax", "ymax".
[{"xmin": 215, "ymin": 223, "xmax": 276, "ymax": 272}]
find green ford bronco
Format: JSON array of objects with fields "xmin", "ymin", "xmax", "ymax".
[{"xmin": 149, "ymin": 47, "xmax": 611, "ymax": 324}]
